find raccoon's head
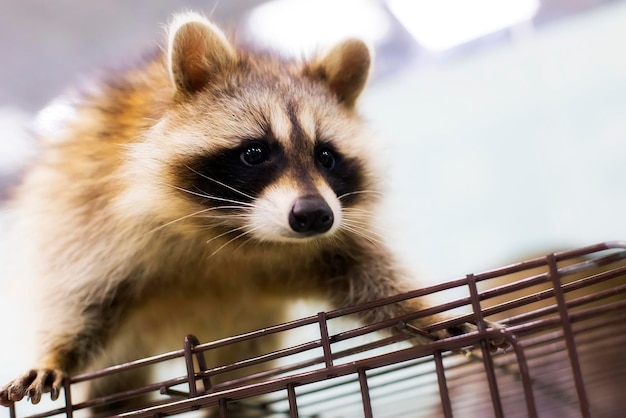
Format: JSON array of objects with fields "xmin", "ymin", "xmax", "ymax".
[{"xmin": 129, "ymin": 13, "xmax": 382, "ymax": 250}]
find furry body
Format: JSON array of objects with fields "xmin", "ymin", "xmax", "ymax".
[{"xmin": 0, "ymin": 13, "xmax": 503, "ymax": 413}]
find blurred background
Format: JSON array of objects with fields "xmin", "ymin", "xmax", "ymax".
[
  {"xmin": 2, "ymin": 0, "xmax": 625, "ymax": 281},
  {"xmin": 0, "ymin": 0, "xmax": 625, "ymax": 416}
]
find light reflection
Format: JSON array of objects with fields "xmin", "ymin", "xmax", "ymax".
[
  {"xmin": 244, "ymin": 0, "xmax": 391, "ymax": 56},
  {"xmin": 387, "ymin": 0, "xmax": 540, "ymax": 51}
]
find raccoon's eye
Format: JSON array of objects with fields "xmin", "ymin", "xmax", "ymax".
[
  {"xmin": 241, "ymin": 143, "xmax": 269, "ymax": 166},
  {"xmin": 317, "ymin": 148, "xmax": 336, "ymax": 169}
]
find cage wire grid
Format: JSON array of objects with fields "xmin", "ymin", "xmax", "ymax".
[{"xmin": 6, "ymin": 241, "xmax": 626, "ymax": 418}]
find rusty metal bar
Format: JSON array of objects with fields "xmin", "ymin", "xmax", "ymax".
[
  {"xmin": 63, "ymin": 376, "xmax": 73, "ymax": 418},
  {"xmin": 186, "ymin": 334, "xmax": 212, "ymax": 393},
  {"xmin": 501, "ymin": 282, "xmax": 626, "ymax": 326},
  {"xmin": 196, "ymin": 340, "xmax": 322, "ymax": 383},
  {"xmin": 218, "ymin": 398, "xmax": 228, "ymax": 418},
  {"xmin": 286, "ymin": 384, "xmax": 299, "ymax": 418},
  {"xmin": 70, "ymin": 350, "xmax": 184, "ymax": 384},
  {"xmin": 183, "ymin": 335, "xmax": 199, "ymax": 398},
  {"xmin": 357, "ymin": 369, "xmax": 373, "ymax": 418},
  {"xmin": 317, "ymin": 311, "xmax": 334, "ymax": 370},
  {"xmin": 466, "ymin": 273, "xmax": 503, "ymax": 418},
  {"xmin": 208, "ymin": 334, "xmax": 408, "ymax": 392},
  {"xmin": 547, "ymin": 253, "xmax": 591, "ymax": 418},
  {"xmin": 434, "ymin": 350, "xmax": 453, "ymax": 418},
  {"xmin": 116, "ymin": 330, "xmax": 523, "ymax": 417},
  {"xmin": 159, "ymin": 387, "xmax": 188, "ymax": 398},
  {"xmin": 69, "ymin": 375, "xmax": 189, "ymax": 413},
  {"xmin": 429, "ymin": 270, "xmax": 626, "ymax": 334}
]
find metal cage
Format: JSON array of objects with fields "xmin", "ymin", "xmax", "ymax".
[{"xmin": 6, "ymin": 241, "xmax": 626, "ymax": 418}]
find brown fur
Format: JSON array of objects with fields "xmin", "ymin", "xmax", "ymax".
[{"xmin": 0, "ymin": 12, "xmax": 504, "ymax": 415}]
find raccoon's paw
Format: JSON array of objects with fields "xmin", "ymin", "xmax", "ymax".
[
  {"xmin": 0, "ymin": 368, "xmax": 66, "ymax": 407},
  {"xmin": 434, "ymin": 320, "xmax": 510, "ymax": 352}
]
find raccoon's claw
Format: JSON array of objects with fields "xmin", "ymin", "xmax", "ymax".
[
  {"xmin": 0, "ymin": 368, "xmax": 66, "ymax": 407},
  {"xmin": 435, "ymin": 320, "xmax": 510, "ymax": 352}
]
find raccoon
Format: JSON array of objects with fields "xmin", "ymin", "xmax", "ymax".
[{"xmin": 0, "ymin": 12, "xmax": 506, "ymax": 414}]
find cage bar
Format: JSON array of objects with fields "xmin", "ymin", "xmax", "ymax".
[{"xmin": 1, "ymin": 242, "xmax": 624, "ymax": 418}]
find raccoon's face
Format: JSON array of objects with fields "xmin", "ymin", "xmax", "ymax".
[
  {"xmin": 178, "ymin": 114, "xmax": 362, "ymax": 242},
  {"xmin": 134, "ymin": 13, "xmax": 380, "ymax": 248}
]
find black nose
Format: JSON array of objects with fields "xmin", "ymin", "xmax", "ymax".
[{"xmin": 289, "ymin": 195, "xmax": 334, "ymax": 234}]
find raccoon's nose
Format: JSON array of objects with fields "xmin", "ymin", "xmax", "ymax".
[{"xmin": 289, "ymin": 195, "xmax": 334, "ymax": 234}]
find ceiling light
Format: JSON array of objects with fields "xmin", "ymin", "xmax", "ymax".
[
  {"xmin": 387, "ymin": 0, "xmax": 540, "ymax": 51},
  {"xmin": 244, "ymin": 0, "xmax": 391, "ymax": 56}
]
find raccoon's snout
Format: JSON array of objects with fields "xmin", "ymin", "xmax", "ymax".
[{"xmin": 289, "ymin": 195, "xmax": 334, "ymax": 235}]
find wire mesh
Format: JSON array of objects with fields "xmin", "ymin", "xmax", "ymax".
[{"xmin": 5, "ymin": 241, "xmax": 625, "ymax": 418}]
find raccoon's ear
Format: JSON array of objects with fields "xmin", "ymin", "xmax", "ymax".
[
  {"xmin": 308, "ymin": 39, "xmax": 372, "ymax": 108},
  {"xmin": 167, "ymin": 12, "xmax": 236, "ymax": 95}
]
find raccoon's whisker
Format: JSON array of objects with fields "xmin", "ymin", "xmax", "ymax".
[
  {"xmin": 342, "ymin": 213, "xmax": 376, "ymax": 222},
  {"xmin": 340, "ymin": 224, "xmax": 385, "ymax": 248},
  {"xmin": 343, "ymin": 210, "xmax": 382, "ymax": 225},
  {"xmin": 206, "ymin": 225, "xmax": 249, "ymax": 245},
  {"xmin": 209, "ymin": 226, "xmax": 261, "ymax": 258},
  {"xmin": 342, "ymin": 207, "xmax": 373, "ymax": 213},
  {"xmin": 192, "ymin": 207, "xmax": 254, "ymax": 221},
  {"xmin": 195, "ymin": 213, "xmax": 251, "ymax": 220},
  {"xmin": 337, "ymin": 190, "xmax": 382, "ymax": 201},
  {"xmin": 332, "ymin": 226, "xmax": 378, "ymax": 246},
  {"xmin": 342, "ymin": 218, "xmax": 380, "ymax": 230},
  {"xmin": 165, "ymin": 184, "xmax": 255, "ymax": 208},
  {"xmin": 342, "ymin": 207, "xmax": 375, "ymax": 214},
  {"xmin": 341, "ymin": 209, "xmax": 377, "ymax": 219},
  {"xmin": 342, "ymin": 210, "xmax": 375, "ymax": 219},
  {"xmin": 231, "ymin": 234, "xmax": 258, "ymax": 254},
  {"xmin": 185, "ymin": 165, "xmax": 255, "ymax": 201},
  {"xmin": 142, "ymin": 206, "xmax": 233, "ymax": 237},
  {"xmin": 199, "ymin": 205, "xmax": 249, "ymax": 211},
  {"xmin": 345, "ymin": 220, "xmax": 382, "ymax": 235},
  {"xmin": 342, "ymin": 220, "xmax": 385, "ymax": 237}
]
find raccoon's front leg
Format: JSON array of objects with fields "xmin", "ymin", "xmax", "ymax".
[
  {"xmin": 0, "ymin": 280, "xmax": 132, "ymax": 407},
  {"xmin": 324, "ymin": 251, "xmax": 508, "ymax": 350},
  {"xmin": 0, "ymin": 334, "xmax": 75, "ymax": 407},
  {"xmin": 1, "ymin": 324, "xmax": 94, "ymax": 407},
  {"xmin": 0, "ymin": 369, "xmax": 65, "ymax": 406}
]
